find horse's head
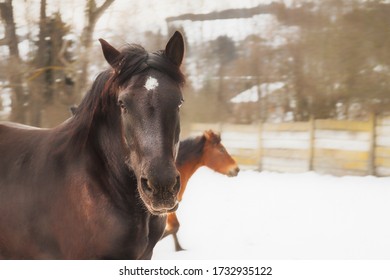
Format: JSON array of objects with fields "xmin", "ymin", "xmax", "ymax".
[
  {"xmin": 99, "ymin": 32, "xmax": 185, "ymax": 215},
  {"xmin": 202, "ymin": 130, "xmax": 240, "ymax": 177}
]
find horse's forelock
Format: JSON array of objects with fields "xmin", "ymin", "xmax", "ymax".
[
  {"xmin": 146, "ymin": 51, "xmax": 185, "ymax": 86},
  {"xmin": 112, "ymin": 45, "xmax": 185, "ymax": 88}
]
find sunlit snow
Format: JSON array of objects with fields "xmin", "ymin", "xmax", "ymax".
[{"xmin": 154, "ymin": 168, "xmax": 390, "ymax": 259}]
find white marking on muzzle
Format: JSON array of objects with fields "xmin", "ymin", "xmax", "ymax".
[{"xmin": 144, "ymin": 76, "xmax": 159, "ymax": 91}]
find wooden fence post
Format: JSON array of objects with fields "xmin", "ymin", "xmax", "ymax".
[
  {"xmin": 308, "ymin": 116, "xmax": 315, "ymax": 171},
  {"xmin": 258, "ymin": 122, "xmax": 263, "ymax": 170},
  {"xmin": 368, "ymin": 113, "xmax": 377, "ymax": 176}
]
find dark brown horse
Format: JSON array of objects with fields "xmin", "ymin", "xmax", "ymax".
[
  {"xmin": 163, "ymin": 130, "xmax": 239, "ymax": 251},
  {"xmin": 0, "ymin": 32, "xmax": 185, "ymax": 259}
]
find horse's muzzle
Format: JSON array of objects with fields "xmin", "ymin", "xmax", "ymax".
[
  {"xmin": 227, "ymin": 166, "xmax": 240, "ymax": 177},
  {"xmin": 149, "ymin": 201, "xmax": 179, "ymax": 215},
  {"xmin": 140, "ymin": 174, "xmax": 181, "ymax": 215}
]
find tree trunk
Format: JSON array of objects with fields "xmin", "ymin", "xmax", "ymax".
[
  {"xmin": 28, "ymin": 0, "xmax": 48, "ymax": 126},
  {"xmin": 73, "ymin": 0, "xmax": 115, "ymax": 102},
  {"xmin": 0, "ymin": 0, "xmax": 27, "ymax": 123}
]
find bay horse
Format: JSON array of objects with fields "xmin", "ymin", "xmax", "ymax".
[
  {"xmin": 163, "ymin": 130, "xmax": 240, "ymax": 251},
  {"xmin": 0, "ymin": 32, "xmax": 185, "ymax": 259}
]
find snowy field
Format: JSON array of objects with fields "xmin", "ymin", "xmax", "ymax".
[{"xmin": 153, "ymin": 168, "xmax": 390, "ymax": 260}]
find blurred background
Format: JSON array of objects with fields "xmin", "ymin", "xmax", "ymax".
[{"xmin": 1, "ymin": 0, "xmax": 390, "ymax": 176}]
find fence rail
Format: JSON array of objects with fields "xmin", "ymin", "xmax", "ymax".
[{"xmin": 187, "ymin": 114, "xmax": 390, "ymax": 176}]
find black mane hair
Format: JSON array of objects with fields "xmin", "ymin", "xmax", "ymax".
[
  {"xmin": 176, "ymin": 135, "xmax": 206, "ymax": 167},
  {"xmin": 111, "ymin": 44, "xmax": 185, "ymax": 87}
]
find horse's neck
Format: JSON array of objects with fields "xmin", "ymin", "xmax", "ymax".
[
  {"xmin": 75, "ymin": 113, "xmax": 139, "ymax": 212},
  {"xmin": 177, "ymin": 152, "xmax": 205, "ymax": 202},
  {"xmin": 177, "ymin": 164, "xmax": 200, "ymax": 202},
  {"xmin": 93, "ymin": 117, "xmax": 130, "ymax": 180}
]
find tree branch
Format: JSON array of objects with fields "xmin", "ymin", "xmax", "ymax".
[
  {"xmin": 0, "ymin": 36, "xmax": 8, "ymax": 46},
  {"xmin": 94, "ymin": 0, "xmax": 115, "ymax": 20},
  {"xmin": 0, "ymin": 0, "xmax": 20, "ymax": 58}
]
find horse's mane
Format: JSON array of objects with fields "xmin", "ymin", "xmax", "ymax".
[
  {"xmin": 176, "ymin": 135, "xmax": 206, "ymax": 168},
  {"xmin": 69, "ymin": 43, "xmax": 186, "ymax": 147},
  {"xmin": 113, "ymin": 44, "xmax": 185, "ymax": 87}
]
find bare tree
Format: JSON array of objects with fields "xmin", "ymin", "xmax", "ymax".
[
  {"xmin": 0, "ymin": 0, "xmax": 26, "ymax": 123},
  {"xmin": 28, "ymin": 0, "xmax": 48, "ymax": 126},
  {"xmin": 0, "ymin": 0, "xmax": 115, "ymax": 126},
  {"xmin": 73, "ymin": 0, "xmax": 115, "ymax": 100}
]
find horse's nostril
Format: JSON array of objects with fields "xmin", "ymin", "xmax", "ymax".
[
  {"xmin": 141, "ymin": 177, "xmax": 153, "ymax": 195},
  {"xmin": 173, "ymin": 175, "xmax": 181, "ymax": 193},
  {"xmin": 235, "ymin": 167, "xmax": 240, "ymax": 174},
  {"xmin": 168, "ymin": 175, "xmax": 180, "ymax": 193}
]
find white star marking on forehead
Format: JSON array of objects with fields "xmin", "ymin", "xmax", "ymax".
[{"xmin": 144, "ymin": 76, "xmax": 159, "ymax": 91}]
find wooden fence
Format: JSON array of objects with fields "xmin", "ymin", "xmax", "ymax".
[{"xmin": 187, "ymin": 115, "xmax": 390, "ymax": 176}]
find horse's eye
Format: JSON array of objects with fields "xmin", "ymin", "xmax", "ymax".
[
  {"xmin": 178, "ymin": 98, "xmax": 184, "ymax": 109},
  {"xmin": 118, "ymin": 100, "xmax": 127, "ymax": 112}
]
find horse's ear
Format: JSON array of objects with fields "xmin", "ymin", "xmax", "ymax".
[
  {"xmin": 70, "ymin": 105, "xmax": 78, "ymax": 116},
  {"xmin": 165, "ymin": 31, "xmax": 184, "ymax": 66},
  {"xmin": 204, "ymin": 130, "xmax": 221, "ymax": 144},
  {"xmin": 204, "ymin": 130, "xmax": 213, "ymax": 141},
  {"xmin": 99, "ymin": 38, "xmax": 120, "ymax": 68}
]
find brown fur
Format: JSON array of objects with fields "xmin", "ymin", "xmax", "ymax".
[{"xmin": 163, "ymin": 130, "xmax": 239, "ymax": 251}]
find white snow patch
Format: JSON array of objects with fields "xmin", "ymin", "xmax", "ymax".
[
  {"xmin": 230, "ymin": 82, "xmax": 285, "ymax": 103},
  {"xmin": 154, "ymin": 168, "xmax": 390, "ymax": 259},
  {"xmin": 0, "ymin": 90, "xmax": 12, "ymax": 118}
]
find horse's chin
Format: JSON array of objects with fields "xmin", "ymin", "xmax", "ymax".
[
  {"xmin": 146, "ymin": 202, "xmax": 179, "ymax": 216},
  {"xmin": 143, "ymin": 201, "xmax": 179, "ymax": 216}
]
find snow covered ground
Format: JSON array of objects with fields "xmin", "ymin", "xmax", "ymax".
[{"xmin": 153, "ymin": 168, "xmax": 390, "ymax": 260}]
